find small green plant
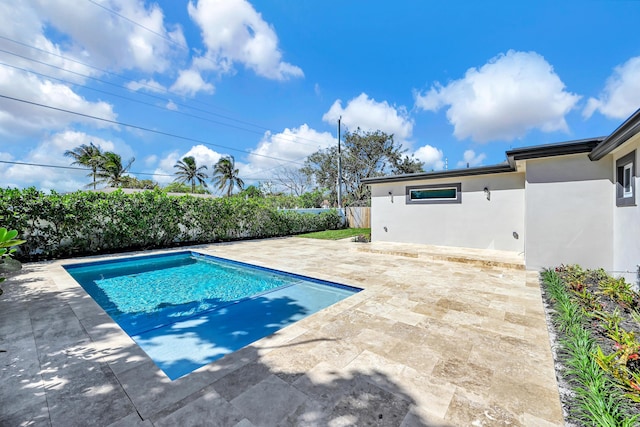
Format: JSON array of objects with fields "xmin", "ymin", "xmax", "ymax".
[
  {"xmin": 594, "ymin": 343, "xmax": 640, "ymax": 402},
  {"xmin": 599, "ymin": 276, "xmax": 638, "ymax": 308},
  {"xmin": 573, "ymin": 287, "xmax": 603, "ymax": 313},
  {"xmin": 593, "ymin": 308, "xmax": 624, "ymax": 334},
  {"xmin": 590, "ymin": 308, "xmax": 640, "ymax": 401},
  {"xmin": 0, "ymin": 226, "xmax": 26, "ymax": 294},
  {"xmin": 556, "ymin": 264, "xmax": 588, "ymax": 291}
]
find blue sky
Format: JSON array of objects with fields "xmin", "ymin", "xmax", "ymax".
[{"xmin": 1, "ymin": 0, "xmax": 639, "ymax": 193}]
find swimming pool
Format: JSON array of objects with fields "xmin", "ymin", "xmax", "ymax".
[{"xmin": 64, "ymin": 251, "xmax": 361, "ymax": 379}]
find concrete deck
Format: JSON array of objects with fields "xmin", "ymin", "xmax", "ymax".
[{"xmin": 0, "ymin": 237, "xmax": 563, "ymax": 426}]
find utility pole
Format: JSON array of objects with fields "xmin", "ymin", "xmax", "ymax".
[{"xmin": 337, "ymin": 116, "xmax": 343, "ymax": 209}]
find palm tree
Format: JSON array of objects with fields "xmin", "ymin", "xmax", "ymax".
[
  {"xmin": 212, "ymin": 155, "xmax": 244, "ymax": 196},
  {"xmin": 173, "ymin": 156, "xmax": 209, "ymax": 193},
  {"xmin": 64, "ymin": 142, "xmax": 104, "ymax": 189},
  {"xmin": 96, "ymin": 152, "xmax": 135, "ymax": 188}
]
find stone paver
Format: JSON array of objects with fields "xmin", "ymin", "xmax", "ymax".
[{"xmin": 0, "ymin": 237, "xmax": 563, "ymax": 426}]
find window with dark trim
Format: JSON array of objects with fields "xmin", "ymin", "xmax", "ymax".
[
  {"xmin": 616, "ymin": 150, "xmax": 636, "ymax": 207},
  {"xmin": 406, "ymin": 183, "xmax": 462, "ymax": 204}
]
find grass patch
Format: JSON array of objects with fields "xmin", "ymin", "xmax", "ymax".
[{"xmin": 296, "ymin": 228, "xmax": 371, "ymax": 240}]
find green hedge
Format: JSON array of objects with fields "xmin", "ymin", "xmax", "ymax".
[{"xmin": 0, "ymin": 188, "xmax": 343, "ymax": 261}]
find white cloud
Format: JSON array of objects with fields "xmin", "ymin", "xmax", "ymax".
[
  {"xmin": 144, "ymin": 155, "xmax": 158, "ymax": 167},
  {"xmin": 415, "ymin": 50, "xmax": 580, "ymax": 142},
  {"xmin": 0, "ymin": 0, "xmax": 183, "ymax": 138},
  {"xmin": 23, "ymin": 0, "xmax": 185, "ymax": 74},
  {"xmin": 413, "ymin": 145, "xmax": 444, "ymax": 171},
  {"xmin": 0, "ymin": 66, "xmax": 117, "ymax": 136},
  {"xmin": 126, "ymin": 79, "xmax": 167, "ymax": 93},
  {"xmin": 322, "ymin": 93, "xmax": 414, "ymax": 143},
  {"xmin": 583, "ymin": 56, "xmax": 640, "ymax": 120},
  {"xmin": 0, "ymin": 152, "xmax": 16, "ymax": 186},
  {"xmin": 0, "ymin": 2, "xmax": 97, "ymax": 81},
  {"xmin": 166, "ymin": 100, "xmax": 178, "ymax": 111},
  {"xmin": 456, "ymin": 149, "xmax": 486, "ymax": 168},
  {"xmin": 243, "ymin": 124, "xmax": 335, "ymax": 177},
  {"xmin": 154, "ymin": 145, "xmax": 223, "ymax": 185},
  {"xmin": 3, "ymin": 131, "xmax": 126, "ymax": 192},
  {"xmin": 184, "ymin": 144, "xmax": 223, "ymax": 166},
  {"xmin": 170, "ymin": 68, "xmax": 215, "ymax": 96},
  {"xmin": 187, "ymin": 0, "xmax": 303, "ymax": 80}
]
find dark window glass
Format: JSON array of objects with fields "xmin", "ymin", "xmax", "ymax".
[{"xmin": 410, "ymin": 188, "xmax": 457, "ymax": 200}]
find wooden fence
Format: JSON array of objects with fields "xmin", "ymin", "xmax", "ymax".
[{"xmin": 345, "ymin": 207, "xmax": 371, "ymax": 228}]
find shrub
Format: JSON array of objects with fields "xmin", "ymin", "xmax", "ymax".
[{"xmin": 0, "ymin": 188, "xmax": 343, "ymax": 261}]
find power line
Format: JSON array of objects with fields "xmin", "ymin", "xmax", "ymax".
[
  {"xmin": 0, "ymin": 160, "xmax": 305, "ymax": 184},
  {"xmin": 0, "ymin": 35, "xmax": 330, "ymax": 147},
  {"xmin": 0, "ymin": 61, "xmax": 308, "ymax": 143},
  {"xmin": 0, "ymin": 94, "xmax": 306, "ymax": 166},
  {"xmin": 84, "ymin": 0, "xmax": 223, "ymax": 75},
  {"xmin": 0, "ymin": 31, "xmax": 330, "ymax": 179},
  {"xmin": 0, "ymin": 73, "xmax": 322, "ymax": 184},
  {"xmin": 0, "ymin": 47, "xmax": 267, "ymax": 134},
  {"xmin": 0, "ymin": 160, "xmax": 173, "ymax": 177},
  {"xmin": 0, "ymin": 35, "xmax": 167, "ymax": 97},
  {"xmin": 85, "ymin": 0, "xmax": 188, "ymax": 50}
]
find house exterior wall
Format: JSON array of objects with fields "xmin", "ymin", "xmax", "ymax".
[
  {"xmin": 370, "ymin": 173, "xmax": 525, "ymax": 252},
  {"xmin": 612, "ymin": 134, "xmax": 640, "ymax": 286},
  {"xmin": 524, "ymin": 154, "xmax": 613, "ymax": 271}
]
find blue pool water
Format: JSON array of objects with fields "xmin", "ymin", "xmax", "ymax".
[{"xmin": 64, "ymin": 251, "xmax": 360, "ymax": 380}]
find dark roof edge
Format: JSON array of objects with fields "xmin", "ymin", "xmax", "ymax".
[
  {"xmin": 506, "ymin": 137, "xmax": 604, "ymax": 165},
  {"xmin": 362, "ymin": 164, "xmax": 514, "ymax": 184},
  {"xmin": 589, "ymin": 109, "xmax": 640, "ymax": 161}
]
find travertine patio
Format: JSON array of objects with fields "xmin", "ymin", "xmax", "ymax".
[{"xmin": 0, "ymin": 237, "xmax": 563, "ymax": 426}]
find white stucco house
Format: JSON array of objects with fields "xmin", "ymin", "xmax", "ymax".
[{"xmin": 363, "ymin": 109, "xmax": 640, "ymax": 283}]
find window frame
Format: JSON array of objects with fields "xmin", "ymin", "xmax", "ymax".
[
  {"xmin": 616, "ymin": 150, "xmax": 636, "ymax": 207},
  {"xmin": 405, "ymin": 182, "xmax": 462, "ymax": 205}
]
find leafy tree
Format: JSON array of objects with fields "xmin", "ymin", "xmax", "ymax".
[
  {"xmin": 302, "ymin": 129, "xmax": 423, "ymax": 204},
  {"xmin": 259, "ymin": 181, "xmax": 276, "ymax": 195},
  {"xmin": 238, "ymin": 185, "xmax": 264, "ymax": 199},
  {"xmin": 173, "ymin": 156, "xmax": 209, "ymax": 193},
  {"xmin": 96, "ymin": 152, "xmax": 135, "ymax": 188},
  {"xmin": 164, "ymin": 182, "xmax": 208, "ymax": 194},
  {"xmin": 212, "ymin": 155, "xmax": 244, "ymax": 196},
  {"xmin": 394, "ymin": 154, "xmax": 426, "ymax": 174},
  {"xmin": 64, "ymin": 142, "xmax": 104, "ymax": 189},
  {"xmin": 298, "ymin": 189, "xmax": 328, "ymax": 208},
  {"xmin": 120, "ymin": 176, "xmax": 158, "ymax": 189},
  {"xmin": 163, "ymin": 182, "xmax": 210, "ymax": 194}
]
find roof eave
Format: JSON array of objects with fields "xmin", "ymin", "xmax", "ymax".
[
  {"xmin": 362, "ymin": 164, "xmax": 514, "ymax": 185},
  {"xmin": 506, "ymin": 138, "xmax": 604, "ymax": 163},
  {"xmin": 589, "ymin": 109, "xmax": 640, "ymax": 161}
]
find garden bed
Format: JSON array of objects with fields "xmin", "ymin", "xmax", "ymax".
[{"xmin": 541, "ymin": 265, "xmax": 640, "ymax": 426}]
